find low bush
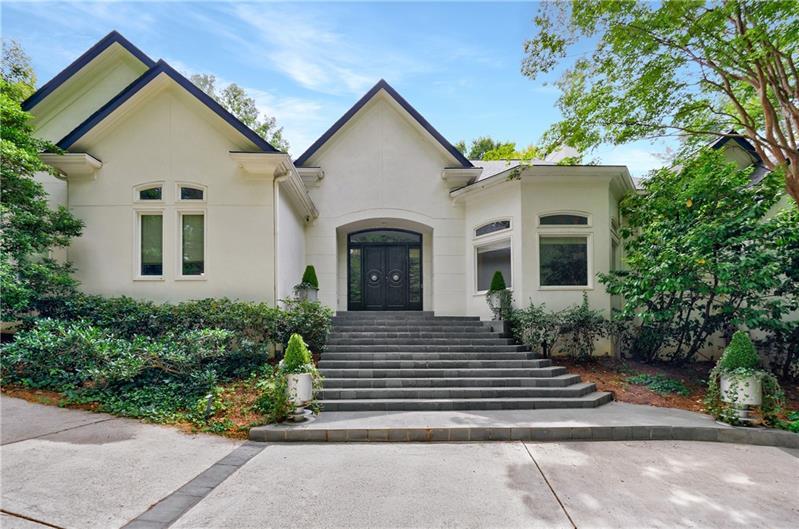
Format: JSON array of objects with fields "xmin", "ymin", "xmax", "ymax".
[
  {"xmin": 557, "ymin": 293, "xmax": 608, "ymax": 361},
  {"xmin": 509, "ymin": 302, "xmax": 561, "ymax": 358},
  {"xmin": 626, "ymin": 373, "xmax": 690, "ymax": 396}
]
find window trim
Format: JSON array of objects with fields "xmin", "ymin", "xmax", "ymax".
[
  {"xmin": 133, "ymin": 208, "xmax": 165, "ymax": 281},
  {"xmin": 473, "ymin": 218, "xmax": 512, "ymax": 240},
  {"xmin": 537, "ymin": 211, "xmax": 591, "ymax": 228},
  {"xmin": 176, "ymin": 182, "xmax": 207, "ymax": 203},
  {"xmin": 536, "ymin": 232, "xmax": 593, "ymax": 290},
  {"xmin": 176, "ymin": 208, "xmax": 207, "ymax": 281},
  {"xmin": 133, "ymin": 181, "xmax": 166, "ymax": 203},
  {"xmin": 474, "ymin": 237, "xmax": 513, "ymax": 295}
]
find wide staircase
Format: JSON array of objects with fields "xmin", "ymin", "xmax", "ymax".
[{"xmin": 317, "ymin": 311, "xmax": 611, "ymax": 412}]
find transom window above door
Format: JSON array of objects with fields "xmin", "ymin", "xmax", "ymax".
[{"xmin": 349, "ymin": 230, "xmax": 421, "ymax": 244}]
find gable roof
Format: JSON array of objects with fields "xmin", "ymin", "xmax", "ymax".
[
  {"xmin": 22, "ymin": 30, "xmax": 155, "ymax": 111},
  {"xmin": 57, "ymin": 59, "xmax": 280, "ymax": 153},
  {"xmin": 709, "ymin": 130, "xmax": 763, "ymax": 164},
  {"xmin": 296, "ymin": 79, "xmax": 473, "ymax": 168}
]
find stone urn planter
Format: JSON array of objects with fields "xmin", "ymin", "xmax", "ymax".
[
  {"xmin": 295, "ymin": 286, "xmax": 318, "ymax": 302},
  {"xmin": 286, "ymin": 372, "xmax": 313, "ymax": 410},
  {"xmin": 720, "ymin": 373, "xmax": 762, "ymax": 407}
]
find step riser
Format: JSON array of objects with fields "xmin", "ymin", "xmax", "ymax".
[
  {"xmin": 322, "ymin": 353, "xmax": 538, "ymax": 361},
  {"xmin": 327, "ymin": 338, "xmax": 514, "ymax": 345},
  {"xmin": 333, "ymin": 314, "xmax": 478, "ymax": 321},
  {"xmin": 325, "ymin": 345, "xmax": 530, "ymax": 353},
  {"xmin": 319, "ymin": 385, "xmax": 595, "ymax": 400},
  {"xmin": 329, "ymin": 332, "xmax": 507, "ymax": 339},
  {"xmin": 319, "ymin": 367, "xmax": 565, "ymax": 378},
  {"xmin": 320, "ymin": 394, "xmax": 612, "ymax": 412},
  {"xmin": 322, "ymin": 375, "xmax": 582, "ymax": 388},
  {"xmin": 330, "ymin": 326, "xmax": 488, "ymax": 333},
  {"xmin": 318, "ymin": 360, "xmax": 551, "ymax": 369}
]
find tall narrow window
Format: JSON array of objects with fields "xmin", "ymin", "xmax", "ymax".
[
  {"xmin": 476, "ymin": 241, "xmax": 512, "ymax": 291},
  {"xmin": 140, "ymin": 214, "xmax": 163, "ymax": 276},
  {"xmin": 409, "ymin": 247, "xmax": 421, "ymax": 304},
  {"xmin": 181, "ymin": 214, "xmax": 204, "ymax": 276}
]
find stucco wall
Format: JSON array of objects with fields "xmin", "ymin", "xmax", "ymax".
[
  {"xmin": 64, "ymin": 85, "xmax": 276, "ymax": 303},
  {"xmin": 276, "ymin": 185, "xmax": 307, "ymax": 303},
  {"xmin": 303, "ymin": 94, "xmax": 466, "ymax": 314}
]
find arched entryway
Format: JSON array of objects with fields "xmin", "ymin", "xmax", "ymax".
[{"xmin": 347, "ymin": 229, "xmax": 422, "ymax": 311}]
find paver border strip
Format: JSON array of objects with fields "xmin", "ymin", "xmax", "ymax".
[
  {"xmin": 120, "ymin": 442, "xmax": 267, "ymax": 529},
  {"xmin": 250, "ymin": 424, "xmax": 799, "ymax": 448}
]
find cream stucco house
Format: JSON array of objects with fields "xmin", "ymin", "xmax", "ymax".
[{"xmin": 28, "ymin": 32, "xmax": 635, "ymax": 355}]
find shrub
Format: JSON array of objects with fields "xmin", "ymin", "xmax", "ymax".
[
  {"xmin": 559, "ymin": 293, "xmax": 608, "ymax": 361},
  {"xmin": 300, "ymin": 265, "xmax": 319, "ymax": 289},
  {"xmin": 718, "ymin": 331, "xmax": 759, "ymax": 371},
  {"xmin": 626, "ymin": 373, "xmax": 690, "ymax": 396},
  {"xmin": 278, "ymin": 298, "xmax": 333, "ymax": 354},
  {"xmin": 489, "ymin": 271, "xmax": 507, "ymax": 292},
  {"xmin": 281, "ymin": 333, "xmax": 312, "ymax": 373},
  {"xmin": 509, "ymin": 302, "xmax": 561, "ymax": 358}
]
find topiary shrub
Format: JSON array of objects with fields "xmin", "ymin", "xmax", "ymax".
[
  {"xmin": 281, "ymin": 333, "xmax": 312, "ymax": 373},
  {"xmin": 300, "ymin": 265, "xmax": 319, "ymax": 289},
  {"xmin": 718, "ymin": 331, "xmax": 760, "ymax": 371},
  {"xmin": 489, "ymin": 271, "xmax": 507, "ymax": 292}
]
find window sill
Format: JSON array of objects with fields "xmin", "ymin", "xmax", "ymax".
[
  {"xmin": 473, "ymin": 288, "xmax": 514, "ymax": 297},
  {"xmin": 176, "ymin": 275, "xmax": 207, "ymax": 281},
  {"xmin": 134, "ymin": 276, "xmax": 165, "ymax": 282}
]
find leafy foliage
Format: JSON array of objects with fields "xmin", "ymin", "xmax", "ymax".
[
  {"xmin": 189, "ymin": 73, "xmax": 289, "ymax": 151},
  {"xmin": 509, "ymin": 301, "xmax": 561, "ymax": 358},
  {"xmin": 599, "ymin": 150, "xmax": 797, "ymax": 363},
  {"xmin": 454, "ymin": 136, "xmax": 542, "ymax": 161},
  {"xmin": 523, "ymin": 0, "xmax": 799, "ymax": 204},
  {"xmin": 626, "ymin": 373, "xmax": 690, "ymax": 396},
  {"xmin": 718, "ymin": 331, "xmax": 759, "ymax": 371},
  {"xmin": 558, "ymin": 293, "xmax": 608, "ymax": 361},
  {"xmin": 281, "ymin": 333, "xmax": 313, "ymax": 374},
  {"xmin": 299, "ymin": 265, "xmax": 319, "ymax": 289},
  {"xmin": 1, "ymin": 48, "xmax": 84, "ymax": 321}
]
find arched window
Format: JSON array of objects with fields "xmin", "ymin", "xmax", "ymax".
[
  {"xmin": 179, "ymin": 185, "xmax": 205, "ymax": 201},
  {"xmin": 539, "ymin": 213, "xmax": 588, "ymax": 226},
  {"xmin": 474, "ymin": 219, "xmax": 511, "ymax": 237},
  {"xmin": 537, "ymin": 212, "xmax": 591, "ymax": 288},
  {"xmin": 138, "ymin": 185, "xmax": 162, "ymax": 201}
]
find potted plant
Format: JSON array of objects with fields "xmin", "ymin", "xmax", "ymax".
[
  {"xmin": 705, "ymin": 331, "xmax": 784, "ymax": 426},
  {"xmin": 294, "ymin": 265, "xmax": 319, "ymax": 302},
  {"xmin": 486, "ymin": 271, "xmax": 512, "ymax": 321},
  {"xmin": 280, "ymin": 333, "xmax": 316, "ymax": 420}
]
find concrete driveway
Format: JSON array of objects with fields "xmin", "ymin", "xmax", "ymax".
[{"xmin": 2, "ymin": 396, "xmax": 797, "ymax": 529}]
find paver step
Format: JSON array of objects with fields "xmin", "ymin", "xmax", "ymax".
[
  {"xmin": 319, "ymin": 383, "xmax": 596, "ymax": 400},
  {"xmin": 317, "ymin": 359, "xmax": 551, "ymax": 369},
  {"xmin": 327, "ymin": 337, "xmax": 515, "ymax": 346},
  {"xmin": 319, "ymin": 392, "xmax": 613, "ymax": 411},
  {"xmin": 318, "ymin": 366, "xmax": 564, "ymax": 378},
  {"xmin": 321, "ymin": 352, "xmax": 539, "ymax": 361},
  {"xmin": 322, "ymin": 374, "xmax": 582, "ymax": 388},
  {"xmin": 329, "ymin": 332, "xmax": 507, "ymax": 339},
  {"xmin": 333, "ymin": 312, "xmax": 479, "ymax": 322},
  {"xmin": 324, "ymin": 344, "xmax": 531, "ymax": 353},
  {"xmin": 330, "ymin": 325, "xmax": 488, "ymax": 333}
]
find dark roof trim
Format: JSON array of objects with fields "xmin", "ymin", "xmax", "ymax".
[
  {"xmin": 22, "ymin": 30, "xmax": 156, "ymax": 111},
  {"xmin": 709, "ymin": 130, "xmax": 762, "ymax": 164},
  {"xmin": 296, "ymin": 79, "xmax": 473, "ymax": 168},
  {"xmin": 57, "ymin": 60, "xmax": 279, "ymax": 153}
]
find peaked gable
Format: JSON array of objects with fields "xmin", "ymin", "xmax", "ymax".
[
  {"xmin": 22, "ymin": 31, "xmax": 155, "ymax": 112},
  {"xmin": 57, "ymin": 60, "xmax": 279, "ymax": 153},
  {"xmin": 296, "ymin": 79, "xmax": 472, "ymax": 168}
]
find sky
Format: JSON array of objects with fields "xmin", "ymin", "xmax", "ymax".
[{"xmin": 2, "ymin": 1, "xmax": 672, "ymax": 176}]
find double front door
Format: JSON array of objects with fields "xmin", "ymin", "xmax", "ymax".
[{"xmin": 348, "ymin": 229, "xmax": 422, "ymax": 311}]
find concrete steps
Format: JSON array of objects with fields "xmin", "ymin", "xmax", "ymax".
[{"xmin": 318, "ymin": 311, "xmax": 611, "ymax": 412}]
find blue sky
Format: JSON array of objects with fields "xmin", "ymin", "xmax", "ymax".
[{"xmin": 3, "ymin": 1, "xmax": 670, "ymax": 176}]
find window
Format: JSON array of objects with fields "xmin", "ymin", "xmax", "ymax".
[
  {"xmin": 476, "ymin": 240, "xmax": 511, "ymax": 291},
  {"xmin": 540, "ymin": 214, "xmax": 588, "ymax": 226},
  {"xmin": 539, "ymin": 236, "xmax": 588, "ymax": 286},
  {"xmin": 139, "ymin": 213, "xmax": 163, "ymax": 276},
  {"xmin": 349, "ymin": 230, "xmax": 421, "ymax": 244},
  {"xmin": 475, "ymin": 220, "xmax": 510, "ymax": 237},
  {"xmin": 139, "ymin": 186, "xmax": 162, "ymax": 201},
  {"xmin": 180, "ymin": 213, "xmax": 205, "ymax": 276},
  {"xmin": 179, "ymin": 186, "xmax": 204, "ymax": 201}
]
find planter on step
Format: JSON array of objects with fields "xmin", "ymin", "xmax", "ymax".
[{"xmin": 286, "ymin": 373, "xmax": 313, "ymax": 410}]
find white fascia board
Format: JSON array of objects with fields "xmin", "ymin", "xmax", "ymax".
[
  {"xmin": 40, "ymin": 152, "xmax": 103, "ymax": 179},
  {"xmin": 441, "ymin": 167, "xmax": 483, "ymax": 189}
]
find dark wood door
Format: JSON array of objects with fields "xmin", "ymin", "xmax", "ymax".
[{"xmin": 362, "ymin": 246, "xmax": 409, "ymax": 310}]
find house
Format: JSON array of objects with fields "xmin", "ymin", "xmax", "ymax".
[{"xmin": 27, "ymin": 32, "xmax": 634, "ymax": 356}]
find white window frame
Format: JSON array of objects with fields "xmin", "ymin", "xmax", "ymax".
[
  {"xmin": 537, "ymin": 210, "xmax": 592, "ymax": 228},
  {"xmin": 473, "ymin": 218, "xmax": 512, "ymax": 240},
  {"xmin": 474, "ymin": 236, "xmax": 513, "ymax": 295},
  {"xmin": 176, "ymin": 208, "xmax": 208, "ymax": 281},
  {"xmin": 536, "ymin": 231, "xmax": 593, "ymax": 291},
  {"xmin": 133, "ymin": 181, "xmax": 166, "ymax": 203},
  {"xmin": 133, "ymin": 208, "xmax": 166, "ymax": 281},
  {"xmin": 176, "ymin": 182, "xmax": 207, "ymax": 203}
]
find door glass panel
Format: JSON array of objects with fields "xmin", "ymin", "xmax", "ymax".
[
  {"xmin": 349, "ymin": 230, "xmax": 421, "ymax": 244},
  {"xmin": 409, "ymin": 247, "xmax": 421, "ymax": 304},
  {"xmin": 349, "ymin": 248, "xmax": 362, "ymax": 304},
  {"xmin": 182, "ymin": 214, "xmax": 205, "ymax": 275},
  {"xmin": 140, "ymin": 214, "xmax": 163, "ymax": 276}
]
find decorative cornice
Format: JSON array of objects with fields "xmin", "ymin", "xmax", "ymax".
[{"xmin": 39, "ymin": 152, "xmax": 102, "ymax": 179}]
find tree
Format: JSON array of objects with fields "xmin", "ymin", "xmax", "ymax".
[
  {"xmin": 456, "ymin": 136, "xmax": 543, "ymax": 161},
  {"xmin": 1, "ymin": 44, "xmax": 84, "ymax": 321},
  {"xmin": 190, "ymin": 73, "xmax": 289, "ymax": 152},
  {"xmin": 599, "ymin": 149, "xmax": 798, "ymax": 363},
  {"xmin": 523, "ymin": 0, "xmax": 799, "ymax": 205}
]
